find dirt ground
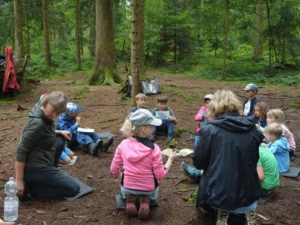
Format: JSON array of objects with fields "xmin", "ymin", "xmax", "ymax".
[{"xmin": 0, "ymin": 71, "xmax": 300, "ymax": 225}]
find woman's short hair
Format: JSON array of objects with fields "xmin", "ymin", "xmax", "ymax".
[
  {"xmin": 207, "ymin": 90, "xmax": 242, "ymax": 119},
  {"xmin": 265, "ymin": 123, "xmax": 283, "ymax": 139},
  {"xmin": 41, "ymin": 91, "xmax": 67, "ymax": 113},
  {"xmin": 267, "ymin": 109, "xmax": 284, "ymax": 124}
]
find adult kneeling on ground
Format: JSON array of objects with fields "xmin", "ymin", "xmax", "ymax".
[
  {"xmin": 193, "ymin": 90, "xmax": 264, "ymax": 225},
  {"xmin": 15, "ymin": 91, "xmax": 80, "ymax": 199}
]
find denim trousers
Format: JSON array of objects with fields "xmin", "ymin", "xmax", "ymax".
[
  {"xmin": 121, "ymin": 186, "xmax": 159, "ymax": 204},
  {"xmin": 152, "ymin": 119, "xmax": 174, "ymax": 140}
]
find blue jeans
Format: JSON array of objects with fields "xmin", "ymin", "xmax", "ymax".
[
  {"xmin": 152, "ymin": 119, "xmax": 174, "ymax": 140},
  {"xmin": 70, "ymin": 132, "xmax": 101, "ymax": 147},
  {"xmin": 121, "ymin": 186, "xmax": 159, "ymax": 204}
]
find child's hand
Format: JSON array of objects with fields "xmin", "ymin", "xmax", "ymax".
[
  {"xmin": 169, "ymin": 116, "xmax": 176, "ymax": 121},
  {"xmin": 76, "ymin": 116, "xmax": 81, "ymax": 125},
  {"xmin": 255, "ymin": 124, "xmax": 260, "ymax": 129},
  {"xmin": 242, "ymin": 112, "xmax": 248, "ymax": 116},
  {"xmin": 168, "ymin": 150, "xmax": 177, "ymax": 162},
  {"xmin": 61, "ymin": 131, "xmax": 72, "ymax": 140}
]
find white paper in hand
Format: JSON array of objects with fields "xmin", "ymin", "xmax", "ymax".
[
  {"xmin": 78, "ymin": 127, "xmax": 95, "ymax": 133},
  {"xmin": 155, "ymin": 111, "xmax": 170, "ymax": 120}
]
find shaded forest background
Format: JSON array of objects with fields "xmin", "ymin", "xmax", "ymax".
[{"xmin": 1, "ymin": 0, "xmax": 300, "ymax": 86}]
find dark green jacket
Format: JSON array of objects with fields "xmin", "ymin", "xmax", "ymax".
[{"xmin": 16, "ymin": 103, "xmax": 56, "ymax": 167}]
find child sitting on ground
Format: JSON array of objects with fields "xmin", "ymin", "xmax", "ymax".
[
  {"xmin": 56, "ymin": 102, "xmax": 113, "ymax": 156},
  {"xmin": 151, "ymin": 95, "xmax": 177, "ymax": 141},
  {"xmin": 59, "ymin": 142, "xmax": 74, "ymax": 165},
  {"xmin": 194, "ymin": 94, "xmax": 213, "ymax": 146},
  {"xmin": 110, "ymin": 109, "xmax": 176, "ymax": 220},
  {"xmin": 267, "ymin": 109, "xmax": 296, "ymax": 160},
  {"xmin": 265, "ymin": 123, "xmax": 290, "ymax": 173},
  {"xmin": 253, "ymin": 102, "xmax": 269, "ymax": 134},
  {"xmin": 242, "ymin": 83, "xmax": 259, "ymax": 116},
  {"xmin": 257, "ymin": 144, "xmax": 280, "ymax": 202},
  {"xmin": 128, "ymin": 93, "xmax": 147, "ymax": 115}
]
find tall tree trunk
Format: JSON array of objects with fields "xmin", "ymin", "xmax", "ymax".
[
  {"xmin": 14, "ymin": 0, "xmax": 24, "ymax": 59},
  {"xmin": 139, "ymin": 0, "xmax": 145, "ymax": 77},
  {"xmin": 76, "ymin": 0, "xmax": 82, "ymax": 70},
  {"xmin": 26, "ymin": 0, "xmax": 30, "ymax": 56},
  {"xmin": 88, "ymin": 27, "xmax": 96, "ymax": 57},
  {"xmin": 222, "ymin": 0, "xmax": 229, "ymax": 79},
  {"xmin": 43, "ymin": 0, "xmax": 51, "ymax": 68},
  {"xmin": 254, "ymin": 1, "xmax": 263, "ymax": 60},
  {"xmin": 89, "ymin": 0, "xmax": 121, "ymax": 85},
  {"xmin": 131, "ymin": 0, "xmax": 141, "ymax": 105}
]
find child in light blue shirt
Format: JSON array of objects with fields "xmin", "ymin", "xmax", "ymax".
[{"xmin": 265, "ymin": 123, "xmax": 290, "ymax": 173}]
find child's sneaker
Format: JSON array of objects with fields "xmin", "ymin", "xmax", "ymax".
[
  {"xmin": 138, "ymin": 195, "xmax": 150, "ymax": 220},
  {"xmin": 126, "ymin": 194, "xmax": 138, "ymax": 217},
  {"xmin": 245, "ymin": 211, "xmax": 257, "ymax": 225},
  {"xmin": 181, "ymin": 162, "xmax": 201, "ymax": 183},
  {"xmin": 216, "ymin": 211, "xmax": 229, "ymax": 225}
]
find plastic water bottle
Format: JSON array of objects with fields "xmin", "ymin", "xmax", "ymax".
[{"xmin": 4, "ymin": 177, "xmax": 19, "ymax": 222}]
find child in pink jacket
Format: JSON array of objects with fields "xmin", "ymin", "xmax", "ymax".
[
  {"xmin": 194, "ymin": 94, "xmax": 213, "ymax": 145},
  {"xmin": 110, "ymin": 109, "xmax": 176, "ymax": 220}
]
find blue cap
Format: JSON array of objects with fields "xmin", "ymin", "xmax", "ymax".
[
  {"xmin": 243, "ymin": 83, "xmax": 258, "ymax": 93},
  {"xmin": 66, "ymin": 102, "xmax": 84, "ymax": 115}
]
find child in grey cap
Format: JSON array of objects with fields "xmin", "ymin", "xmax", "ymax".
[{"xmin": 111, "ymin": 109, "xmax": 176, "ymax": 220}]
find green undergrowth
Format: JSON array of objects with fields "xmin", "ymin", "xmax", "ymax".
[
  {"xmin": 156, "ymin": 57, "xmax": 300, "ymax": 87},
  {"xmin": 73, "ymin": 87, "xmax": 91, "ymax": 100},
  {"xmin": 0, "ymin": 98, "xmax": 18, "ymax": 105},
  {"xmin": 289, "ymin": 101, "xmax": 300, "ymax": 109},
  {"xmin": 187, "ymin": 188, "xmax": 198, "ymax": 204}
]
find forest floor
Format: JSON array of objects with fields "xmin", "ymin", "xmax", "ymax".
[{"xmin": 0, "ymin": 70, "xmax": 300, "ymax": 225}]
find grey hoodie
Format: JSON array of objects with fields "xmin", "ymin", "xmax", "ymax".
[{"xmin": 16, "ymin": 103, "xmax": 56, "ymax": 167}]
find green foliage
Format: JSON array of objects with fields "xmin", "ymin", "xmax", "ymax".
[
  {"xmin": 74, "ymin": 87, "xmax": 91, "ymax": 100},
  {"xmin": 289, "ymin": 101, "xmax": 300, "ymax": 109},
  {"xmin": 168, "ymin": 139, "xmax": 178, "ymax": 148},
  {"xmin": 176, "ymin": 90, "xmax": 193, "ymax": 103},
  {"xmin": 178, "ymin": 127, "xmax": 191, "ymax": 134},
  {"xmin": 0, "ymin": 98, "xmax": 18, "ymax": 105},
  {"xmin": 187, "ymin": 188, "xmax": 198, "ymax": 204}
]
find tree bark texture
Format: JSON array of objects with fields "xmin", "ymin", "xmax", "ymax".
[
  {"xmin": 139, "ymin": 0, "xmax": 145, "ymax": 77},
  {"xmin": 254, "ymin": 1, "xmax": 263, "ymax": 60},
  {"xmin": 131, "ymin": 0, "xmax": 141, "ymax": 104},
  {"xmin": 222, "ymin": 0, "xmax": 229, "ymax": 80},
  {"xmin": 89, "ymin": 0, "xmax": 120, "ymax": 85},
  {"xmin": 43, "ymin": 0, "xmax": 51, "ymax": 68},
  {"xmin": 14, "ymin": 0, "xmax": 24, "ymax": 59},
  {"xmin": 76, "ymin": 0, "xmax": 82, "ymax": 70}
]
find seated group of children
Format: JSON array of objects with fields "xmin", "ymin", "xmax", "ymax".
[
  {"xmin": 40, "ymin": 93, "xmax": 114, "ymax": 165},
  {"xmin": 183, "ymin": 83, "xmax": 296, "ymax": 203}
]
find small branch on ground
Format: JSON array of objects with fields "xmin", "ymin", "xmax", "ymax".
[
  {"xmin": 257, "ymin": 213, "xmax": 268, "ymax": 221},
  {"xmin": 174, "ymin": 178, "xmax": 188, "ymax": 186}
]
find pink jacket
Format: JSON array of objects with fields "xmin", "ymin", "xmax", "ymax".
[
  {"xmin": 194, "ymin": 106, "xmax": 208, "ymax": 133},
  {"xmin": 281, "ymin": 124, "xmax": 296, "ymax": 151},
  {"xmin": 110, "ymin": 138, "xmax": 168, "ymax": 191}
]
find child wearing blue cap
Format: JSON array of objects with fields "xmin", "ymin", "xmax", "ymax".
[
  {"xmin": 56, "ymin": 102, "xmax": 113, "ymax": 155},
  {"xmin": 242, "ymin": 83, "xmax": 259, "ymax": 116}
]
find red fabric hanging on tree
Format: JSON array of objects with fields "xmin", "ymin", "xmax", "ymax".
[{"xmin": 2, "ymin": 46, "xmax": 20, "ymax": 92}]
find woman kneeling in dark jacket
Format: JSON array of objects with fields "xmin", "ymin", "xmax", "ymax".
[
  {"xmin": 15, "ymin": 92, "xmax": 80, "ymax": 199},
  {"xmin": 193, "ymin": 90, "xmax": 264, "ymax": 225}
]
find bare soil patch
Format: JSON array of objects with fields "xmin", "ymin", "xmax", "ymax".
[{"xmin": 0, "ymin": 71, "xmax": 299, "ymax": 225}]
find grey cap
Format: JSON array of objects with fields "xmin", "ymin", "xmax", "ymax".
[
  {"xmin": 129, "ymin": 109, "xmax": 162, "ymax": 129},
  {"xmin": 243, "ymin": 83, "xmax": 258, "ymax": 93}
]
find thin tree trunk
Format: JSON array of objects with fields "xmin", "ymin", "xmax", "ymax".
[
  {"xmin": 76, "ymin": 0, "xmax": 82, "ymax": 70},
  {"xmin": 139, "ymin": 0, "xmax": 145, "ymax": 77},
  {"xmin": 89, "ymin": 0, "xmax": 121, "ymax": 85},
  {"xmin": 14, "ymin": 0, "xmax": 24, "ymax": 59},
  {"xmin": 131, "ymin": 0, "xmax": 141, "ymax": 105},
  {"xmin": 43, "ymin": 0, "xmax": 51, "ymax": 68},
  {"xmin": 254, "ymin": 1, "xmax": 263, "ymax": 60},
  {"xmin": 266, "ymin": 0, "xmax": 272, "ymax": 65},
  {"xmin": 222, "ymin": 0, "xmax": 229, "ymax": 79},
  {"xmin": 88, "ymin": 27, "xmax": 96, "ymax": 57},
  {"xmin": 26, "ymin": 0, "xmax": 30, "ymax": 56}
]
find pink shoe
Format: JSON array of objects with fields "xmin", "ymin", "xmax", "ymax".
[
  {"xmin": 138, "ymin": 195, "xmax": 150, "ymax": 220},
  {"xmin": 126, "ymin": 194, "xmax": 137, "ymax": 217}
]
